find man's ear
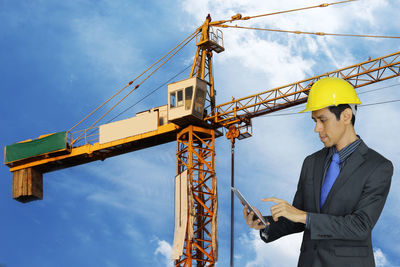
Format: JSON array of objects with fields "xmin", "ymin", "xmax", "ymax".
[{"xmin": 341, "ymin": 108, "xmax": 353, "ymax": 125}]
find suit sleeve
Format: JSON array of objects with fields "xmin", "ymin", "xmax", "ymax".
[
  {"xmin": 308, "ymin": 160, "xmax": 393, "ymax": 240},
  {"xmin": 260, "ymin": 157, "xmax": 309, "ymax": 243}
]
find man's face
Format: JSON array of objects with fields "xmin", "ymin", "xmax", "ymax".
[{"xmin": 311, "ymin": 107, "xmax": 346, "ymax": 148}]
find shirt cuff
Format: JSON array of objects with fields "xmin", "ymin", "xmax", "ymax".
[
  {"xmin": 260, "ymin": 224, "xmax": 269, "ymax": 240},
  {"xmin": 305, "ymin": 212, "xmax": 310, "ymax": 229}
]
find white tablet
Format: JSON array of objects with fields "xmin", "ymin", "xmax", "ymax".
[{"xmin": 231, "ymin": 187, "xmax": 268, "ymax": 226}]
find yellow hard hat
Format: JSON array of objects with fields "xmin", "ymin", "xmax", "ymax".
[{"xmin": 299, "ymin": 77, "xmax": 361, "ymax": 113}]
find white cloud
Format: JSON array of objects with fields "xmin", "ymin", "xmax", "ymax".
[
  {"xmin": 239, "ymin": 230, "xmax": 302, "ymax": 267},
  {"xmin": 374, "ymin": 248, "xmax": 390, "ymax": 267},
  {"xmin": 154, "ymin": 239, "xmax": 174, "ymax": 267},
  {"xmin": 223, "ymin": 31, "xmax": 315, "ymax": 85}
]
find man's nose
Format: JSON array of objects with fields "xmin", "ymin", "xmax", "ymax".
[{"xmin": 314, "ymin": 121, "xmax": 322, "ymax": 133}]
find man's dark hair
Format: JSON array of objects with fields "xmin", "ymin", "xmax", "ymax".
[{"xmin": 328, "ymin": 104, "xmax": 356, "ymax": 125}]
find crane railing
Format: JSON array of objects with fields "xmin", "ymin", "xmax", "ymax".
[
  {"xmin": 68, "ymin": 126, "xmax": 99, "ymax": 147},
  {"xmin": 206, "ymin": 51, "xmax": 400, "ymax": 127}
]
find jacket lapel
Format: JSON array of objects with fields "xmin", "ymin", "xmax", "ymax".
[
  {"xmin": 321, "ymin": 141, "xmax": 368, "ymax": 211},
  {"xmin": 313, "ymin": 148, "xmax": 328, "ymax": 213}
]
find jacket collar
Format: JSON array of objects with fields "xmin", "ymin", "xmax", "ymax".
[
  {"xmin": 313, "ymin": 140, "xmax": 368, "ymax": 212},
  {"xmin": 313, "ymin": 147, "xmax": 328, "ymax": 213}
]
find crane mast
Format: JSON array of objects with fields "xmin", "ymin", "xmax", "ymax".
[{"xmin": 174, "ymin": 15, "xmax": 223, "ymax": 267}]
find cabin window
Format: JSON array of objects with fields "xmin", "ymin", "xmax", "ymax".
[
  {"xmin": 177, "ymin": 90, "xmax": 183, "ymax": 107},
  {"xmin": 185, "ymin": 86, "xmax": 193, "ymax": 110},
  {"xmin": 170, "ymin": 92, "xmax": 176, "ymax": 108},
  {"xmin": 194, "ymin": 88, "xmax": 206, "ymax": 115}
]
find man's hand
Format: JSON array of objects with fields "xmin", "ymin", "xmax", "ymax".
[
  {"xmin": 262, "ymin": 197, "xmax": 307, "ymax": 224},
  {"xmin": 242, "ymin": 205, "xmax": 268, "ymax": 230}
]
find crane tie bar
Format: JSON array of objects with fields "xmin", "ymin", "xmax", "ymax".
[{"xmin": 215, "ymin": 25, "xmax": 400, "ymax": 39}]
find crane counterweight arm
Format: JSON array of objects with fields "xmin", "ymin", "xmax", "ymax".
[{"xmin": 206, "ymin": 51, "xmax": 400, "ymax": 128}]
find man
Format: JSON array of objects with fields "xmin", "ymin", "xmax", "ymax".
[{"xmin": 243, "ymin": 77, "xmax": 393, "ymax": 267}]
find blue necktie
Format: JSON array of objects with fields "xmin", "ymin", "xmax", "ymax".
[{"xmin": 320, "ymin": 153, "xmax": 340, "ymax": 209}]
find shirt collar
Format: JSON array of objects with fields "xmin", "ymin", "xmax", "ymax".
[{"xmin": 328, "ymin": 136, "xmax": 362, "ymax": 163}]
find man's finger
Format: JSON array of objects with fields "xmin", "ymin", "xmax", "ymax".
[
  {"xmin": 272, "ymin": 213, "xmax": 279, "ymax": 222},
  {"xmin": 252, "ymin": 206, "xmax": 263, "ymax": 218},
  {"xmin": 242, "ymin": 205, "xmax": 268, "ymax": 230},
  {"xmin": 246, "ymin": 211, "xmax": 255, "ymax": 224},
  {"xmin": 244, "ymin": 206, "xmax": 254, "ymax": 224},
  {"xmin": 243, "ymin": 205, "xmax": 249, "ymax": 217},
  {"xmin": 272, "ymin": 209, "xmax": 286, "ymax": 222},
  {"xmin": 270, "ymin": 206, "xmax": 280, "ymax": 216},
  {"xmin": 248, "ymin": 213, "xmax": 258, "ymax": 228},
  {"xmin": 270, "ymin": 204, "xmax": 285, "ymax": 214},
  {"xmin": 262, "ymin": 197, "xmax": 285, "ymax": 204},
  {"xmin": 250, "ymin": 219, "xmax": 266, "ymax": 230},
  {"xmin": 243, "ymin": 207, "xmax": 251, "ymax": 225},
  {"xmin": 249, "ymin": 218, "xmax": 258, "ymax": 228}
]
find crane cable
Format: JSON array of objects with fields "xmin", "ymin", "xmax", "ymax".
[
  {"xmin": 67, "ymin": 29, "xmax": 198, "ymax": 135},
  {"xmin": 107, "ymin": 64, "xmax": 192, "ymax": 124},
  {"xmin": 70, "ymin": 32, "xmax": 197, "ymax": 146},
  {"xmin": 212, "ymin": 0, "xmax": 400, "ymax": 39},
  {"xmin": 68, "ymin": 30, "xmax": 198, "ymax": 145},
  {"xmin": 215, "ymin": 25, "xmax": 400, "ymax": 39},
  {"xmin": 212, "ymin": 0, "xmax": 357, "ymax": 25},
  {"xmin": 242, "ymin": 0, "xmax": 356, "ymax": 20},
  {"xmin": 82, "ymin": 64, "xmax": 193, "ymax": 140}
]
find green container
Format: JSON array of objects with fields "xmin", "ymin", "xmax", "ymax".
[{"xmin": 5, "ymin": 131, "xmax": 68, "ymax": 164}]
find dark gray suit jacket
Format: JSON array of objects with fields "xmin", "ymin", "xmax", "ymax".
[{"xmin": 260, "ymin": 140, "xmax": 393, "ymax": 267}]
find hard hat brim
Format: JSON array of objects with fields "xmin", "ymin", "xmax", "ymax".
[{"xmin": 298, "ymin": 100, "xmax": 362, "ymax": 113}]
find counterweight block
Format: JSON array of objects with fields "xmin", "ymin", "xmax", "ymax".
[{"xmin": 12, "ymin": 168, "xmax": 43, "ymax": 203}]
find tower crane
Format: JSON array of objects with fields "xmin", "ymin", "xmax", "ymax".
[{"xmin": 4, "ymin": 2, "xmax": 400, "ymax": 266}]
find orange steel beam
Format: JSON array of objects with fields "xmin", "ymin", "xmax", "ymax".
[
  {"xmin": 175, "ymin": 125, "xmax": 217, "ymax": 267},
  {"xmin": 206, "ymin": 50, "xmax": 400, "ymax": 127}
]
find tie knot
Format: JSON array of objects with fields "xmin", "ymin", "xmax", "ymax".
[{"xmin": 332, "ymin": 153, "xmax": 340, "ymax": 164}]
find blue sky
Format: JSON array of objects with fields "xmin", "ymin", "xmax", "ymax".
[{"xmin": 1, "ymin": 0, "xmax": 400, "ymax": 266}]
